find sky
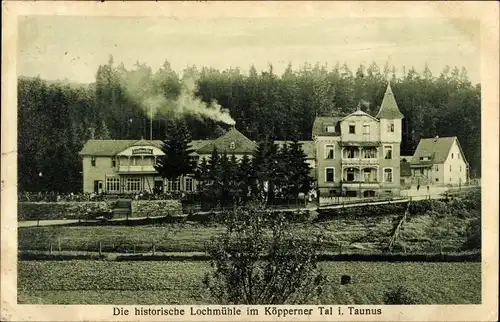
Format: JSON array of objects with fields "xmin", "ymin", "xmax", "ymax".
[{"xmin": 17, "ymin": 16, "xmax": 481, "ymax": 84}]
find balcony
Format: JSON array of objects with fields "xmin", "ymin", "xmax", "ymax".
[
  {"xmin": 341, "ymin": 158, "xmax": 379, "ymax": 166},
  {"xmin": 117, "ymin": 165, "xmax": 158, "ymax": 174},
  {"xmin": 341, "ymin": 180, "xmax": 380, "ymax": 188}
]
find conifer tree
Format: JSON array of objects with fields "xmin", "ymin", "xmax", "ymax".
[
  {"xmin": 155, "ymin": 120, "xmax": 196, "ymax": 181},
  {"xmin": 287, "ymin": 140, "xmax": 314, "ymax": 203}
]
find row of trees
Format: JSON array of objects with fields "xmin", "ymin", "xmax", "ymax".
[
  {"xmin": 155, "ymin": 122, "xmax": 314, "ymax": 207},
  {"xmin": 18, "ymin": 58, "xmax": 481, "ymax": 193}
]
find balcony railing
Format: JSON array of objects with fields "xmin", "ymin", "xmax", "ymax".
[
  {"xmin": 117, "ymin": 165, "xmax": 158, "ymax": 173},
  {"xmin": 341, "ymin": 179, "xmax": 380, "ymax": 186},
  {"xmin": 341, "ymin": 158, "xmax": 379, "ymax": 164}
]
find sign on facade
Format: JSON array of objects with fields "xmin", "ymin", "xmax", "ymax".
[{"xmin": 132, "ymin": 148, "xmax": 153, "ymax": 155}]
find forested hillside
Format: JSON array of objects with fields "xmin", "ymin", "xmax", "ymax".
[{"xmin": 18, "ymin": 57, "xmax": 481, "ymax": 192}]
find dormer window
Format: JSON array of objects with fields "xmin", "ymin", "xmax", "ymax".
[
  {"xmin": 229, "ymin": 141, "xmax": 235, "ymax": 150},
  {"xmin": 420, "ymin": 156, "xmax": 430, "ymax": 161},
  {"xmin": 325, "ymin": 126, "xmax": 336, "ymax": 133}
]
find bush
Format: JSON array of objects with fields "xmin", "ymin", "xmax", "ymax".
[
  {"xmin": 384, "ymin": 285, "xmax": 418, "ymax": 304},
  {"xmin": 464, "ymin": 218, "xmax": 481, "ymax": 250},
  {"xmin": 203, "ymin": 205, "xmax": 327, "ymax": 304}
]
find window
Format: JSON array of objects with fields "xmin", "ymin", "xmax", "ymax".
[
  {"xmin": 420, "ymin": 156, "xmax": 430, "ymax": 161},
  {"xmin": 325, "ymin": 126, "xmax": 336, "ymax": 133},
  {"xmin": 436, "ymin": 178, "xmax": 439, "ymax": 182},
  {"xmin": 384, "ymin": 145, "xmax": 393, "ymax": 159},
  {"xmin": 384, "ymin": 168, "xmax": 393, "ymax": 183},
  {"xmin": 126, "ymin": 178, "xmax": 141, "ymax": 192},
  {"xmin": 451, "ymin": 153, "xmax": 454, "ymax": 159},
  {"xmin": 106, "ymin": 177, "xmax": 120, "ymax": 192},
  {"xmin": 435, "ymin": 165, "xmax": 439, "ymax": 171},
  {"xmin": 111, "ymin": 157, "xmax": 116, "ymax": 168},
  {"xmin": 325, "ymin": 168, "xmax": 335, "ymax": 183},
  {"xmin": 387, "ymin": 122, "xmax": 395, "ymax": 132},
  {"xmin": 185, "ymin": 177, "xmax": 194, "ymax": 192},
  {"xmin": 349, "ymin": 124, "xmax": 356, "ymax": 134},
  {"xmin": 363, "ymin": 148, "xmax": 377, "ymax": 159},
  {"xmin": 346, "ymin": 168, "xmax": 356, "ymax": 181},
  {"xmin": 229, "ymin": 142, "xmax": 235, "ymax": 150},
  {"xmin": 346, "ymin": 148, "xmax": 356, "ymax": 159},
  {"xmin": 325, "ymin": 144, "xmax": 335, "ymax": 159},
  {"xmin": 449, "ymin": 165, "xmax": 452, "ymax": 172},
  {"xmin": 363, "ymin": 168, "xmax": 371, "ymax": 182},
  {"xmin": 459, "ymin": 165, "xmax": 462, "ymax": 172},
  {"xmin": 166, "ymin": 177, "xmax": 181, "ymax": 191},
  {"xmin": 363, "ymin": 124, "xmax": 370, "ymax": 135},
  {"xmin": 91, "ymin": 157, "xmax": 96, "ymax": 167}
]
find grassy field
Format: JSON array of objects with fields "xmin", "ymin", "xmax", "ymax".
[
  {"xmin": 18, "ymin": 260, "xmax": 481, "ymax": 305},
  {"xmin": 18, "ymin": 212, "xmax": 474, "ymax": 254}
]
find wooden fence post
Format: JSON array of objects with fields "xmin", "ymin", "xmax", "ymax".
[
  {"xmin": 49, "ymin": 242, "xmax": 53, "ymax": 255},
  {"xmin": 99, "ymin": 241, "xmax": 102, "ymax": 257},
  {"xmin": 58, "ymin": 239, "xmax": 61, "ymax": 252}
]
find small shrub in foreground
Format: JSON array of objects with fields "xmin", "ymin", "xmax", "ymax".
[{"xmin": 383, "ymin": 285, "xmax": 418, "ymax": 305}]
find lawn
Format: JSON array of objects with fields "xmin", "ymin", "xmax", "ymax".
[
  {"xmin": 18, "ymin": 260, "xmax": 481, "ymax": 305},
  {"xmin": 18, "ymin": 212, "xmax": 474, "ymax": 254}
]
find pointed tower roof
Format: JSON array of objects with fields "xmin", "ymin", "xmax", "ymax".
[{"xmin": 376, "ymin": 82, "xmax": 404, "ymax": 119}]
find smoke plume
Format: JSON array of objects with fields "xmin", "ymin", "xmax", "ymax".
[
  {"xmin": 121, "ymin": 68, "xmax": 235, "ymax": 125},
  {"xmin": 360, "ymin": 99, "xmax": 371, "ymax": 108}
]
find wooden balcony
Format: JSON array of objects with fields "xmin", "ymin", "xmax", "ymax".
[
  {"xmin": 117, "ymin": 165, "xmax": 158, "ymax": 174},
  {"xmin": 341, "ymin": 158, "xmax": 379, "ymax": 166},
  {"xmin": 341, "ymin": 180, "xmax": 380, "ymax": 188}
]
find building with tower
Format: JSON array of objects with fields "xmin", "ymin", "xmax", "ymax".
[{"xmin": 312, "ymin": 83, "xmax": 404, "ymax": 198}]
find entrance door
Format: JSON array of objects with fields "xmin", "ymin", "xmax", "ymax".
[
  {"xmin": 94, "ymin": 180, "xmax": 103, "ymax": 194},
  {"xmin": 154, "ymin": 179, "xmax": 164, "ymax": 194}
]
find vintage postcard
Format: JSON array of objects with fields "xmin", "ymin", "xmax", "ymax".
[{"xmin": 1, "ymin": 1, "xmax": 499, "ymax": 321}]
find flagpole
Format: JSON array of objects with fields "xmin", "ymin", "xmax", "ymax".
[{"xmin": 150, "ymin": 105, "xmax": 153, "ymax": 140}]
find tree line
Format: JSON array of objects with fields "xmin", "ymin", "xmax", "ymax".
[
  {"xmin": 155, "ymin": 122, "xmax": 314, "ymax": 208},
  {"xmin": 18, "ymin": 57, "xmax": 481, "ymax": 193}
]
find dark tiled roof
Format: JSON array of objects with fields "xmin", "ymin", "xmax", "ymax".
[
  {"xmin": 79, "ymin": 139, "xmax": 162, "ymax": 156},
  {"xmin": 311, "ymin": 116, "xmax": 343, "ymax": 137},
  {"xmin": 275, "ymin": 141, "xmax": 315, "ymax": 159},
  {"xmin": 80, "ymin": 139, "xmax": 210, "ymax": 156},
  {"xmin": 410, "ymin": 136, "xmax": 458, "ymax": 166},
  {"xmin": 376, "ymin": 83, "xmax": 404, "ymax": 119},
  {"xmin": 195, "ymin": 128, "xmax": 257, "ymax": 155}
]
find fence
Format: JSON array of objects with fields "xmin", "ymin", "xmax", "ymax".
[{"xmin": 18, "ymin": 191, "xmax": 190, "ymax": 202}]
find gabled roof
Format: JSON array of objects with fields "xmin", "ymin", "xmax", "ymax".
[
  {"xmin": 196, "ymin": 128, "xmax": 257, "ymax": 155},
  {"xmin": 376, "ymin": 83, "xmax": 404, "ymax": 119},
  {"xmin": 311, "ymin": 116, "xmax": 343, "ymax": 137},
  {"xmin": 275, "ymin": 141, "xmax": 316, "ymax": 159},
  {"xmin": 341, "ymin": 108, "xmax": 378, "ymax": 122},
  {"xmin": 79, "ymin": 140, "xmax": 156, "ymax": 156},
  {"xmin": 80, "ymin": 139, "xmax": 210, "ymax": 156},
  {"xmin": 410, "ymin": 136, "xmax": 463, "ymax": 166}
]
